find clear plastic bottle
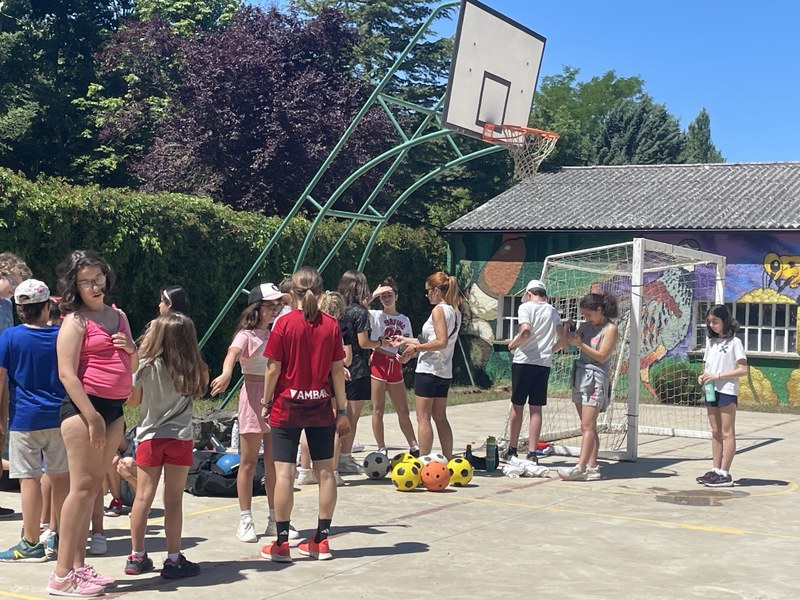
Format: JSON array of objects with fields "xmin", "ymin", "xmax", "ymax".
[
  {"xmin": 231, "ymin": 419, "xmax": 240, "ymax": 451},
  {"xmin": 209, "ymin": 435, "xmax": 226, "ymax": 453},
  {"xmin": 704, "ymin": 381, "xmax": 716, "ymax": 403}
]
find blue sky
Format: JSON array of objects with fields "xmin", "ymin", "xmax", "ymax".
[
  {"xmin": 445, "ymin": 0, "xmax": 800, "ymax": 163},
  {"xmin": 268, "ymin": 1, "xmax": 799, "ymax": 163}
]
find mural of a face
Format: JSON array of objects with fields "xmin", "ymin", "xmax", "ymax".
[{"xmin": 764, "ymin": 252, "xmax": 800, "ymax": 292}]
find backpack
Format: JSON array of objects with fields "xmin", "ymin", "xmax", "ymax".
[{"xmin": 184, "ymin": 451, "xmax": 266, "ymax": 497}]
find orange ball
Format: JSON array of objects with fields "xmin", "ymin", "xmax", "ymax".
[{"xmin": 420, "ymin": 461, "xmax": 451, "ymax": 491}]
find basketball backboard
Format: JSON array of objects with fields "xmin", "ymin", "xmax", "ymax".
[{"xmin": 442, "ymin": 0, "xmax": 546, "ymax": 140}]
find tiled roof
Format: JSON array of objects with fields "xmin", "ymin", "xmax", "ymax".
[{"xmin": 444, "ymin": 162, "xmax": 800, "ymax": 232}]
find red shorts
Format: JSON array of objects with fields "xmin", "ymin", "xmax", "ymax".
[
  {"xmin": 136, "ymin": 439, "xmax": 194, "ymax": 467},
  {"xmin": 370, "ymin": 351, "xmax": 404, "ymax": 384}
]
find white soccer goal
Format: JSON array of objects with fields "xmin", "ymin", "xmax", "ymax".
[{"xmin": 504, "ymin": 238, "xmax": 726, "ymax": 461}]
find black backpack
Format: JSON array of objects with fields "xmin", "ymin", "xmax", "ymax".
[{"xmin": 184, "ymin": 451, "xmax": 266, "ymax": 497}]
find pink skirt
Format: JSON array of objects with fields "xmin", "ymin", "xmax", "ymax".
[{"xmin": 237, "ymin": 378, "xmax": 271, "ymax": 435}]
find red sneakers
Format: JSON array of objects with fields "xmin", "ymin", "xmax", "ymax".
[
  {"xmin": 260, "ymin": 540, "xmax": 292, "ymax": 563},
  {"xmin": 298, "ymin": 538, "xmax": 332, "ymax": 560}
]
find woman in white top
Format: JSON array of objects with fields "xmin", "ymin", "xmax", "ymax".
[
  {"xmin": 393, "ymin": 272, "xmax": 461, "ymax": 458},
  {"xmin": 210, "ymin": 283, "xmax": 294, "ymax": 544}
]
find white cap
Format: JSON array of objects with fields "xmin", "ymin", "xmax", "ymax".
[{"xmin": 525, "ymin": 279, "xmax": 547, "ymax": 295}]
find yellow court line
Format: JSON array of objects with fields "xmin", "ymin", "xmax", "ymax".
[{"xmin": 0, "ymin": 591, "xmax": 48, "ymax": 600}]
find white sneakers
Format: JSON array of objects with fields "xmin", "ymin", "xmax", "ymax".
[
  {"xmin": 236, "ymin": 517, "xmax": 258, "ymax": 543},
  {"xmin": 240, "ymin": 515, "xmax": 299, "ymax": 541},
  {"xmin": 263, "ymin": 518, "xmax": 299, "ymax": 540},
  {"xmin": 557, "ymin": 465, "xmax": 602, "ymax": 481},
  {"xmin": 296, "ymin": 468, "xmax": 317, "ymax": 485}
]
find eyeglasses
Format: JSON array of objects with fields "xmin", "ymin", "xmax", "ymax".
[
  {"xmin": 77, "ymin": 274, "xmax": 107, "ymax": 291},
  {"xmin": 2, "ymin": 275, "xmax": 20, "ymax": 290},
  {"xmin": 260, "ymin": 301, "xmax": 283, "ymax": 310}
]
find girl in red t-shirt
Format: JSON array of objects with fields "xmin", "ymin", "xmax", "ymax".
[{"xmin": 259, "ymin": 267, "xmax": 350, "ymax": 563}]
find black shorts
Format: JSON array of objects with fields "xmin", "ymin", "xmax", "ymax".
[
  {"xmin": 60, "ymin": 394, "xmax": 125, "ymax": 425},
  {"xmin": 271, "ymin": 425, "xmax": 336, "ymax": 464},
  {"xmin": 414, "ymin": 373, "xmax": 452, "ymax": 398},
  {"xmin": 345, "ymin": 376, "xmax": 371, "ymax": 401},
  {"xmin": 511, "ymin": 364, "xmax": 551, "ymax": 406}
]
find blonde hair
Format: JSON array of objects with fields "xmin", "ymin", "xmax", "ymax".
[
  {"xmin": 426, "ymin": 271, "xmax": 461, "ymax": 307},
  {"xmin": 138, "ymin": 313, "xmax": 209, "ymax": 397},
  {"xmin": 0, "ymin": 252, "xmax": 31, "ymax": 282},
  {"xmin": 292, "ymin": 267, "xmax": 324, "ymax": 322},
  {"xmin": 319, "ymin": 291, "xmax": 346, "ymax": 320}
]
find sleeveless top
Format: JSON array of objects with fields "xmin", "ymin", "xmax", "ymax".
[
  {"xmin": 78, "ymin": 311, "xmax": 133, "ymax": 400},
  {"xmin": 416, "ymin": 304, "xmax": 461, "ymax": 379},
  {"xmin": 578, "ymin": 322, "xmax": 613, "ymax": 374}
]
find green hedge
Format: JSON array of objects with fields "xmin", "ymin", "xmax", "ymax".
[{"xmin": 0, "ymin": 168, "xmax": 446, "ymax": 370}]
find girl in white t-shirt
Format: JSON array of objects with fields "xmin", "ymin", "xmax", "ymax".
[
  {"xmin": 210, "ymin": 283, "xmax": 296, "ymax": 543},
  {"xmin": 696, "ymin": 304, "xmax": 748, "ymax": 488},
  {"xmin": 368, "ymin": 277, "xmax": 418, "ymax": 455}
]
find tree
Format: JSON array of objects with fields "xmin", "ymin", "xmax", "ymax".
[
  {"xmin": 681, "ymin": 107, "xmax": 724, "ymax": 163},
  {"xmin": 0, "ymin": 0, "xmax": 134, "ymax": 179},
  {"xmin": 136, "ymin": 0, "xmax": 241, "ymax": 35},
  {"xmin": 131, "ymin": 7, "xmax": 395, "ymax": 214},
  {"xmin": 532, "ymin": 66, "xmax": 645, "ymax": 169},
  {"xmin": 596, "ymin": 96, "xmax": 684, "ymax": 165}
]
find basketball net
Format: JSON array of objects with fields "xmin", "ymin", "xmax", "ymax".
[{"xmin": 482, "ymin": 124, "xmax": 560, "ymax": 182}]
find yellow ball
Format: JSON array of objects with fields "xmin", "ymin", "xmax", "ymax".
[
  {"xmin": 447, "ymin": 457, "xmax": 474, "ymax": 487},
  {"xmin": 390, "ymin": 452, "xmax": 415, "ymax": 470},
  {"xmin": 391, "ymin": 462, "xmax": 421, "ymax": 491}
]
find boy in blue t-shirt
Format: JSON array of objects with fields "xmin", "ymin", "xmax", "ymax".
[{"xmin": 0, "ymin": 280, "xmax": 68, "ymax": 562}]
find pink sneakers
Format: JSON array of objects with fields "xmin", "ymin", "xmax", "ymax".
[{"xmin": 46, "ymin": 570, "xmax": 104, "ymax": 597}]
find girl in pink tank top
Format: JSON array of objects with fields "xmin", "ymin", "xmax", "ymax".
[{"xmin": 48, "ymin": 250, "xmax": 138, "ymax": 596}]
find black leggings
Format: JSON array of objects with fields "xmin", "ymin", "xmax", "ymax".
[
  {"xmin": 60, "ymin": 394, "xmax": 125, "ymax": 425},
  {"xmin": 271, "ymin": 425, "xmax": 336, "ymax": 463}
]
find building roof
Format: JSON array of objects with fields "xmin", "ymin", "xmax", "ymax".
[{"xmin": 444, "ymin": 162, "xmax": 800, "ymax": 233}]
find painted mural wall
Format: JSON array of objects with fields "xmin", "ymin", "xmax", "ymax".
[{"xmin": 451, "ymin": 231, "xmax": 800, "ymax": 406}]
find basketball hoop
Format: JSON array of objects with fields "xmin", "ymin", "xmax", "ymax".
[{"xmin": 482, "ymin": 124, "xmax": 560, "ymax": 181}]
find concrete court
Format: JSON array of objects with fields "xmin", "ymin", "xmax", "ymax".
[{"xmin": 0, "ymin": 399, "xmax": 797, "ymax": 600}]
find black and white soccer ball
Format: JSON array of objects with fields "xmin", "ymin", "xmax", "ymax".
[{"xmin": 363, "ymin": 451, "xmax": 391, "ymax": 480}]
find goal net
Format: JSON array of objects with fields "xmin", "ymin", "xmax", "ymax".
[{"xmin": 506, "ymin": 238, "xmax": 726, "ymax": 461}]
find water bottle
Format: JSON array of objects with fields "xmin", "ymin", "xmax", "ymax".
[
  {"xmin": 209, "ymin": 435, "xmax": 225, "ymax": 453},
  {"xmin": 231, "ymin": 419, "xmax": 240, "ymax": 451},
  {"xmin": 704, "ymin": 381, "xmax": 716, "ymax": 403},
  {"xmin": 485, "ymin": 436, "xmax": 497, "ymax": 472}
]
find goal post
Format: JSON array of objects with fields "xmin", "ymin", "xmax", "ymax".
[{"xmin": 530, "ymin": 238, "xmax": 726, "ymax": 461}]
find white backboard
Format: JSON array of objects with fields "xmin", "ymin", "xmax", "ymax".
[{"xmin": 442, "ymin": 0, "xmax": 546, "ymax": 139}]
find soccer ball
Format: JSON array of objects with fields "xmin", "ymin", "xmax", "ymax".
[
  {"xmin": 420, "ymin": 461, "xmax": 451, "ymax": 491},
  {"xmin": 420, "ymin": 452, "xmax": 448, "ymax": 466},
  {"xmin": 447, "ymin": 457, "xmax": 474, "ymax": 487},
  {"xmin": 363, "ymin": 452, "xmax": 390, "ymax": 480},
  {"xmin": 391, "ymin": 462, "xmax": 421, "ymax": 491},
  {"xmin": 390, "ymin": 452, "xmax": 415, "ymax": 470},
  {"xmin": 406, "ymin": 458, "xmax": 424, "ymax": 472}
]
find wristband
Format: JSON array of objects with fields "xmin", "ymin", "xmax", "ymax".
[{"xmin": 336, "ymin": 408, "xmax": 347, "ymax": 417}]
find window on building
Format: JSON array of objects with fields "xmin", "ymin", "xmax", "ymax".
[
  {"xmin": 695, "ymin": 301, "xmax": 798, "ymax": 354},
  {"xmin": 495, "ymin": 295, "xmax": 580, "ymax": 341}
]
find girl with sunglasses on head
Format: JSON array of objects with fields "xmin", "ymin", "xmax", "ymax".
[
  {"xmin": 210, "ymin": 283, "xmax": 298, "ymax": 543},
  {"xmin": 49, "ymin": 250, "xmax": 137, "ymax": 596},
  {"xmin": 392, "ymin": 272, "xmax": 461, "ymax": 459}
]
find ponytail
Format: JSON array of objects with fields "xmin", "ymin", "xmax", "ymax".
[
  {"xmin": 303, "ymin": 289, "xmax": 319, "ymax": 322},
  {"xmin": 292, "ymin": 266, "xmax": 324, "ymax": 322},
  {"xmin": 425, "ymin": 272, "xmax": 461, "ymax": 308}
]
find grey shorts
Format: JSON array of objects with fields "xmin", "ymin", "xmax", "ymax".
[
  {"xmin": 9, "ymin": 428, "xmax": 69, "ymax": 478},
  {"xmin": 571, "ymin": 362, "xmax": 611, "ymax": 413}
]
